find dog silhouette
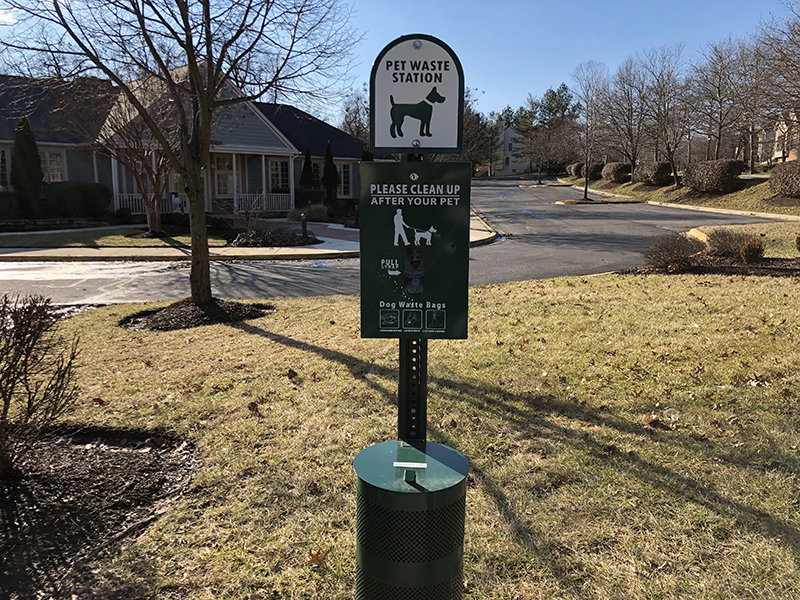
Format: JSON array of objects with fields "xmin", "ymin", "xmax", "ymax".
[
  {"xmin": 414, "ymin": 226, "xmax": 437, "ymax": 246},
  {"xmin": 390, "ymin": 87, "xmax": 446, "ymax": 138}
]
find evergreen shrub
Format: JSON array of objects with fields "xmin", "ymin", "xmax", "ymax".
[
  {"xmin": 295, "ymin": 188, "xmax": 326, "ymax": 208},
  {"xmin": 45, "ymin": 182, "xmax": 111, "ymax": 219},
  {"xmin": 706, "ymin": 228, "xmax": 751, "ymax": 258},
  {"xmin": 568, "ymin": 162, "xmax": 584, "ymax": 178},
  {"xmin": 683, "ymin": 159, "xmax": 745, "ymax": 193},
  {"xmin": 645, "ymin": 232, "xmax": 705, "ymax": 271},
  {"xmin": 739, "ymin": 237, "xmax": 764, "ymax": 264},
  {"xmin": 288, "ymin": 202, "xmax": 329, "ymax": 222},
  {"xmin": 581, "ymin": 163, "xmax": 603, "ymax": 181},
  {"xmin": 601, "ymin": 162, "xmax": 631, "ymax": 183},
  {"xmin": 769, "ymin": 161, "xmax": 800, "ymax": 198},
  {"xmin": 634, "ymin": 162, "xmax": 673, "ymax": 186}
]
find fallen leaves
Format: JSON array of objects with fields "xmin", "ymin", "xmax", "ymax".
[{"xmin": 306, "ymin": 548, "xmax": 329, "ymax": 567}]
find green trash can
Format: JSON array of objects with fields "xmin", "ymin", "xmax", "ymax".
[{"xmin": 353, "ymin": 440, "xmax": 469, "ymax": 600}]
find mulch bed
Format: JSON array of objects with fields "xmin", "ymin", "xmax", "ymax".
[
  {"xmin": 120, "ymin": 298, "xmax": 275, "ymax": 332},
  {"xmin": 0, "ymin": 429, "xmax": 197, "ymax": 599},
  {"xmin": 618, "ymin": 255, "xmax": 800, "ymax": 277}
]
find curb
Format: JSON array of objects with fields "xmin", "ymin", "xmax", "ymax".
[
  {"xmin": 645, "ymin": 201, "xmax": 800, "ymax": 221},
  {"xmin": 0, "ymin": 211, "xmax": 499, "ymax": 262}
]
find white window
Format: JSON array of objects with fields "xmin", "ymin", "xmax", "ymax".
[
  {"xmin": 214, "ymin": 153, "xmax": 233, "ymax": 197},
  {"xmin": 337, "ymin": 163, "xmax": 351, "ymax": 197},
  {"xmin": 39, "ymin": 150, "xmax": 65, "ymax": 183},
  {"xmin": 271, "ymin": 159, "xmax": 289, "ymax": 192}
]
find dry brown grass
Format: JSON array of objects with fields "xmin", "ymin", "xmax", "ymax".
[{"xmin": 59, "ymin": 276, "xmax": 800, "ymax": 599}]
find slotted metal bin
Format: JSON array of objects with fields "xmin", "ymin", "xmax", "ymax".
[{"xmin": 353, "ymin": 441, "xmax": 469, "ymax": 600}]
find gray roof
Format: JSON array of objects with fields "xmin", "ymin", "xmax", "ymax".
[
  {"xmin": 0, "ymin": 75, "xmax": 117, "ymax": 145},
  {"xmin": 255, "ymin": 102, "xmax": 367, "ymax": 160}
]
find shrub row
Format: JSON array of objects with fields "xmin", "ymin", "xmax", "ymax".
[
  {"xmin": 601, "ymin": 162, "xmax": 631, "ymax": 183},
  {"xmin": 45, "ymin": 182, "xmax": 112, "ymax": 219},
  {"xmin": 633, "ymin": 162, "xmax": 673, "ymax": 186},
  {"xmin": 683, "ymin": 159, "xmax": 745, "ymax": 194},
  {"xmin": 769, "ymin": 161, "xmax": 800, "ymax": 198},
  {"xmin": 566, "ymin": 163, "xmax": 584, "ymax": 178},
  {"xmin": 581, "ymin": 163, "xmax": 603, "ymax": 181}
]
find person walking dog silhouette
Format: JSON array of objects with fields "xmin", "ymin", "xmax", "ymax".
[{"xmin": 393, "ymin": 209, "xmax": 410, "ymax": 246}]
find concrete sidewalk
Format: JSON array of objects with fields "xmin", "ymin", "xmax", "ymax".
[{"xmin": 0, "ymin": 212, "xmax": 497, "ymax": 262}]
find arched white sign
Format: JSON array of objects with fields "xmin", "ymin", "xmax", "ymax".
[{"xmin": 370, "ymin": 34, "xmax": 464, "ymax": 154}]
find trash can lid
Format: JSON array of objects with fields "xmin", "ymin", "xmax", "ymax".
[{"xmin": 353, "ymin": 441, "xmax": 469, "ymax": 493}]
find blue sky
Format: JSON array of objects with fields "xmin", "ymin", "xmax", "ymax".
[{"xmin": 346, "ymin": 0, "xmax": 790, "ymax": 116}]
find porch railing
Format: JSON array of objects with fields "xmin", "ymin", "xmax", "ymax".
[
  {"xmin": 116, "ymin": 193, "xmax": 189, "ymax": 215},
  {"xmin": 117, "ymin": 192, "xmax": 291, "ymax": 214},
  {"xmin": 235, "ymin": 193, "xmax": 292, "ymax": 213}
]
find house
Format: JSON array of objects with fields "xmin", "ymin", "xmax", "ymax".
[
  {"xmin": 492, "ymin": 127, "xmax": 531, "ymax": 176},
  {"xmin": 0, "ymin": 75, "xmax": 116, "ymax": 195},
  {"xmin": 0, "ymin": 74, "xmax": 368, "ymax": 215},
  {"xmin": 759, "ymin": 113, "xmax": 799, "ymax": 164}
]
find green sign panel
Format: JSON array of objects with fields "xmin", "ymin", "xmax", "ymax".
[{"xmin": 360, "ymin": 162, "xmax": 471, "ymax": 339}]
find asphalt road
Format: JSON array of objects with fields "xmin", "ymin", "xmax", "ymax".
[{"xmin": 0, "ymin": 179, "xmax": 777, "ymax": 304}]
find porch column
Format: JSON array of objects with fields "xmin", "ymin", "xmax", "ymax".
[
  {"xmin": 262, "ymin": 155, "xmax": 267, "ymax": 199},
  {"xmin": 288, "ymin": 154, "xmax": 295, "ymax": 206},
  {"xmin": 232, "ymin": 153, "xmax": 238, "ymax": 212},
  {"xmin": 110, "ymin": 156, "xmax": 119, "ymax": 210}
]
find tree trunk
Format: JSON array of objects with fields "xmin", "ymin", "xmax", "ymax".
[
  {"xmin": 146, "ymin": 195, "xmax": 162, "ymax": 233},
  {"xmin": 186, "ymin": 177, "xmax": 212, "ymax": 306},
  {"xmin": 537, "ymin": 164, "xmax": 542, "ymax": 185},
  {"xmin": 748, "ymin": 125, "xmax": 756, "ymax": 175},
  {"xmin": 669, "ymin": 160, "xmax": 680, "ymax": 187}
]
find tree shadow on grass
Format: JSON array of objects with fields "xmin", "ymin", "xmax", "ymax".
[
  {"xmin": 432, "ymin": 374, "xmax": 800, "ymax": 555},
  {"xmin": 229, "ymin": 319, "xmax": 800, "ymax": 588}
]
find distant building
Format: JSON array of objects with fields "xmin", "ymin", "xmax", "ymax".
[{"xmin": 492, "ymin": 128, "xmax": 530, "ymax": 176}]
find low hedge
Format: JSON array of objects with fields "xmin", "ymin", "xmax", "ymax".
[
  {"xmin": 581, "ymin": 163, "xmax": 604, "ymax": 181},
  {"xmin": 45, "ymin": 182, "xmax": 111, "ymax": 219},
  {"xmin": 601, "ymin": 162, "xmax": 632, "ymax": 183},
  {"xmin": 769, "ymin": 161, "xmax": 800, "ymax": 198},
  {"xmin": 634, "ymin": 162, "xmax": 673, "ymax": 186},
  {"xmin": 295, "ymin": 188, "xmax": 327, "ymax": 208},
  {"xmin": 567, "ymin": 163, "xmax": 584, "ymax": 178},
  {"xmin": 683, "ymin": 159, "xmax": 745, "ymax": 194}
]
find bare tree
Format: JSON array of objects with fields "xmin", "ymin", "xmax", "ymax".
[
  {"xmin": 691, "ymin": 38, "xmax": 741, "ymax": 160},
  {"xmin": 98, "ymin": 94, "xmax": 172, "ymax": 234},
  {"xmin": 732, "ymin": 36, "xmax": 776, "ymax": 173},
  {"xmin": 339, "ymin": 83, "xmax": 369, "ymax": 145},
  {"xmin": 571, "ymin": 62, "xmax": 608, "ymax": 199},
  {"xmin": 2, "ymin": 0, "xmax": 356, "ymax": 306},
  {"xmin": 640, "ymin": 45, "xmax": 690, "ymax": 186},
  {"xmin": 759, "ymin": 3, "xmax": 800, "ymax": 159},
  {"xmin": 601, "ymin": 57, "xmax": 648, "ymax": 181}
]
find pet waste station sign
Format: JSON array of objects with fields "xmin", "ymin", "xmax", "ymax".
[
  {"xmin": 355, "ymin": 35, "xmax": 470, "ymax": 600},
  {"xmin": 370, "ymin": 34, "xmax": 464, "ymax": 154},
  {"xmin": 360, "ymin": 162, "xmax": 470, "ymax": 339}
]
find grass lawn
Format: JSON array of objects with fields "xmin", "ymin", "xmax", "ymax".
[
  {"xmin": 558, "ymin": 176, "xmax": 800, "ymax": 218},
  {"xmin": 0, "ymin": 227, "xmax": 230, "ymax": 248},
  {"xmin": 58, "ymin": 274, "xmax": 800, "ymax": 599}
]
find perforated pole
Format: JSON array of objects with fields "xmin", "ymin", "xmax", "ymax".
[{"xmin": 398, "ymin": 338, "xmax": 427, "ymax": 441}]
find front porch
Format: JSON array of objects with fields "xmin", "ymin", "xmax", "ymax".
[{"xmin": 112, "ymin": 150, "xmax": 296, "ymax": 215}]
